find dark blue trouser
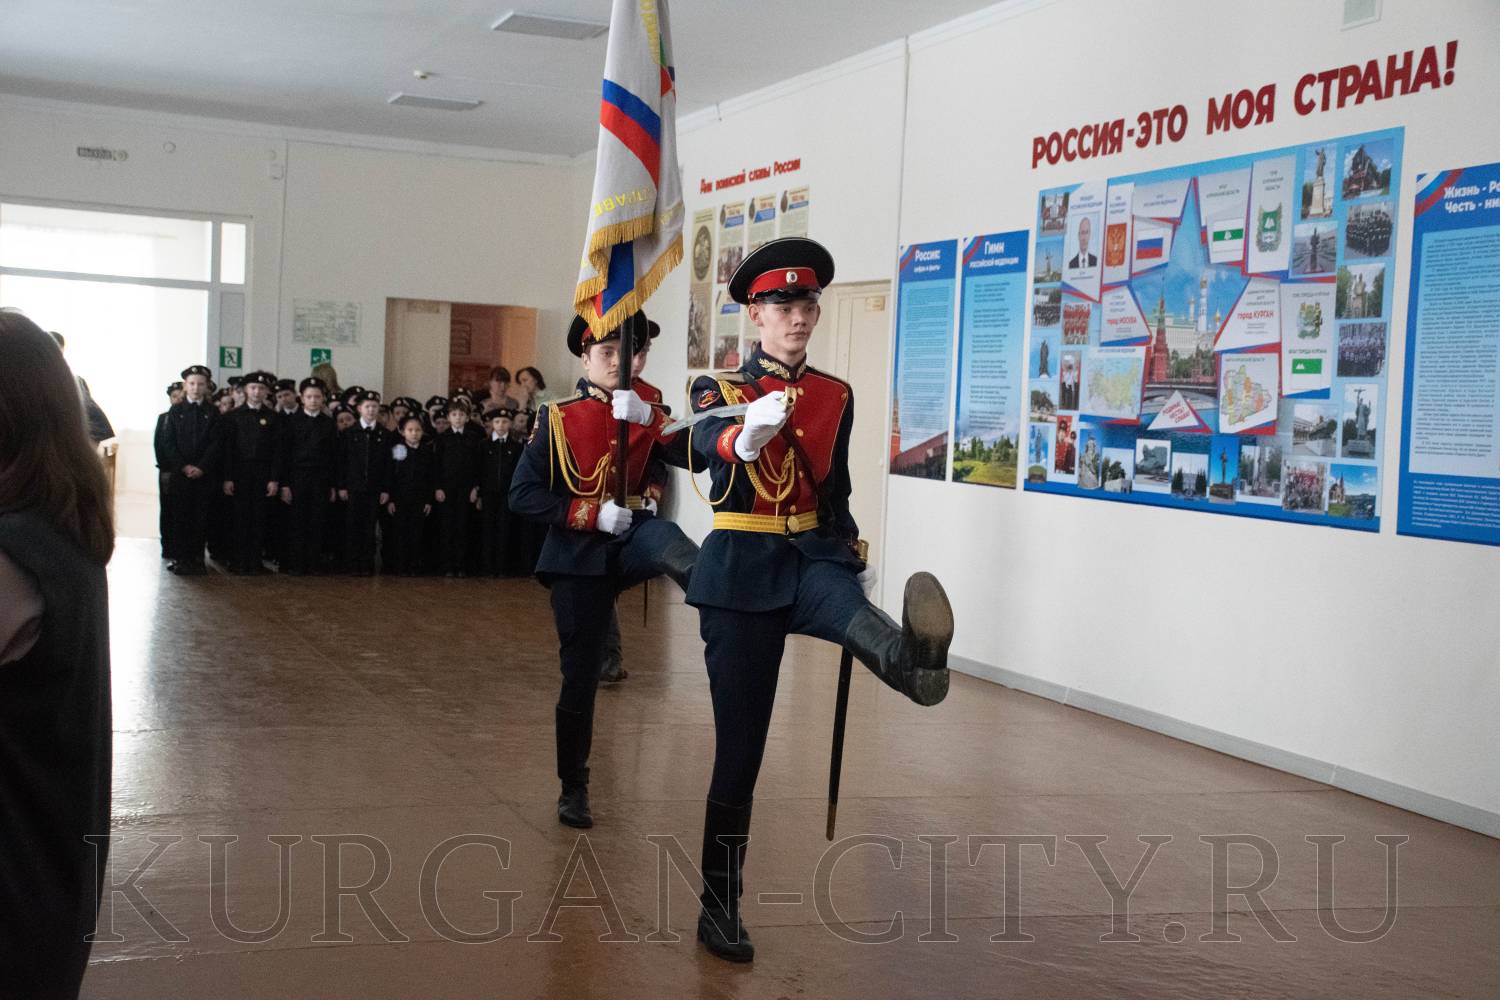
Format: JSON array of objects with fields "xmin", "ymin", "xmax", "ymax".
[
  {"xmin": 698, "ymin": 555, "xmax": 869, "ymax": 806},
  {"xmin": 549, "ymin": 518, "xmax": 696, "ymax": 784}
]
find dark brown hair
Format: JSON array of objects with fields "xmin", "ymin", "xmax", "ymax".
[
  {"xmin": 487, "ymin": 366, "xmax": 511, "ymax": 384},
  {"xmin": 0, "ymin": 310, "xmax": 115, "ymax": 564}
]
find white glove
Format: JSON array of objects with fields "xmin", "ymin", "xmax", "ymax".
[
  {"xmin": 612, "ymin": 389, "xmax": 654, "ymax": 426},
  {"xmin": 857, "ymin": 564, "xmax": 878, "ymax": 596},
  {"xmin": 640, "ymin": 498, "xmax": 659, "ymax": 515},
  {"xmin": 734, "ymin": 390, "xmax": 788, "ymax": 461},
  {"xmin": 597, "ymin": 502, "xmax": 634, "ymax": 536}
]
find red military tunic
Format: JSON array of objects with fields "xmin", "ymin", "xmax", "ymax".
[{"xmin": 684, "ymin": 347, "xmax": 861, "ymax": 611}]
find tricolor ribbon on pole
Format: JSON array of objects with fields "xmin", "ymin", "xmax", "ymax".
[{"xmin": 574, "ymin": 0, "xmax": 683, "ymax": 337}]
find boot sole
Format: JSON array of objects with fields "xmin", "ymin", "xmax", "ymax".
[
  {"xmin": 558, "ymin": 813, "xmax": 594, "ymax": 829},
  {"xmin": 903, "ymin": 572, "xmax": 954, "ymax": 706}
]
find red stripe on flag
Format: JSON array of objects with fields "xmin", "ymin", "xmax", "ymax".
[
  {"xmin": 660, "ymin": 65, "xmax": 673, "ymax": 97},
  {"xmin": 601, "ymin": 102, "xmax": 660, "ymax": 186}
]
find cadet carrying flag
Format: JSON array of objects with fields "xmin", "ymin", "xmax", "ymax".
[{"xmin": 574, "ymin": 0, "xmax": 683, "ymax": 337}]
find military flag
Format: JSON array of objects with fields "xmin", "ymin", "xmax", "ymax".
[{"xmin": 574, "ymin": 0, "xmax": 683, "ymax": 336}]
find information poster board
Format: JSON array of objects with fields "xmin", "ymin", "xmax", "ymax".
[
  {"xmin": 293, "ymin": 299, "xmax": 360, "ymax": 346},
  {"xmin": 1397, "ymin": 162, "xmax": 1500, "ymax": 546},
  {"xmin": 891, "ymin": 239, "xmax": 957, "ymax": 480},
  {"xmin": 951, "ymin": 232, "xmax": 1029, "ymax": 488},
  {"xmin": 686, "ymin": 207, "xmax": 715, "ymax": 369},
  {"xmin": 1024, "ymin": 128, "xmax": 1403, "ymax": 531}
]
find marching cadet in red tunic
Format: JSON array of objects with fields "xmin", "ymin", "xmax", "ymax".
[
  {"xmin": 509, "ymin": 312, "xmax": 697, "ymax": 829},
  {"xmin": 598, "ymin": 315, "xmax": 668, "ymax": 685},
  {"xmin": 684, "ymin": 238, "xmax": 954, "ymax": 962}
]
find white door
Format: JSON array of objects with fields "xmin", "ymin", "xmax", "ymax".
[{"xmin": 808, "ymin": 280, "xmax": 893, "ymax": 575}]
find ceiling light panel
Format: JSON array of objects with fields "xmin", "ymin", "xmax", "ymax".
[
  {"xmin": 490, "ymin": 10, "xmax": 609, "ymax": 41},
  {"xmin": 388, "ymin": 93, "xmax": 483, "ymax": 111}
]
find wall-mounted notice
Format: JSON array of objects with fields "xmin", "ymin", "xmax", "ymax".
[
  {"xmin": 951, "ymin": 232, "xmax": 1028, "ymax": 488},
  {"xmin": 712, "ymin": 202, "xmax": 747, "ymax": 370},
  {"xmin": 1397, "ymin": 162, "xmax": 1500, "ymax": 546},
  {"xmin": 891, "ymin": 239, "xmax": 957, "ymax": 481},
  {"xmin": 687, "ymin": 207, "xmax": 715, "ymax": 369},
  {"xmin": 712, "ymin": 289, "xmax": 742, "ymax": 370},
  {"xmin": 748, "ymin": 193, "xmax": 778, "ymax": 251},
  {"xmin": 1025, "ymin": 127, "xmax": 1402, "ymax": 531},
  {"xmin": 293, "ymin": 299, "xmax": 361, "ymax": 346},
  {"xmin": 778, "ymin": 186, "xmax": 810, "ymax": 238}
]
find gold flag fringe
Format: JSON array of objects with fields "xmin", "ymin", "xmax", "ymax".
[{"xmin": 573, "ymin": 230, "xmax": 683, "ymax": 338}]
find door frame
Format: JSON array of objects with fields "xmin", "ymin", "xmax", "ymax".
[{"xmin": 815, "ymin": 279, "xmax": 895, "ymax": 605}]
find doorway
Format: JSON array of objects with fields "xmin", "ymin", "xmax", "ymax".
[
  {"xmin": 804, "ymin": 280, "xmax": 894, "ymax": 583},
  {"xmin": 384, "ymin": 299, "xmax": 537, "ymax": 400},
  {"xmin": 0, "ymin": 200, "xmax": 248, "ymax": 539}
]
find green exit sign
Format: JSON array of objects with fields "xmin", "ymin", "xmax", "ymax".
[
  {"xmin": 310, "ymin": 348, "xmax": 332, "ymax": 366},
  {"xmin": 219, "ymin": 346, "xmax": 242, "ymax": 369}
]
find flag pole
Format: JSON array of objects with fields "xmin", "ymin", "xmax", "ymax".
[{"xmin": 613, "ymin": 312, "xmax": 634, "ymax": 507}]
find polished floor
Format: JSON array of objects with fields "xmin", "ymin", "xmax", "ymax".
[{"xmin": 85, "ymin": 539, "xmax": 1500, "ymax": 998}]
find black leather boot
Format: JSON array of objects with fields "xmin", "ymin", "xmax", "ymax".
[
  {"xmin": 843, "ymin": 571, "xmax": 953, "ymax": 706},
  {"xmin": 697, "ymin": 798, "xmax": 754, "ymax": 962},
  {"xmin": 653, "ymin": 534, "xmax": 698, "ymax": 591},
  {"xmin": 555, "ymin": 706, "xmax": 594, "ymax": 828}
]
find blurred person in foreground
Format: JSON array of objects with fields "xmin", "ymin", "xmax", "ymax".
[{"xmin": 0, "ymin": 309, "xmax": 115, "ymax": 998}]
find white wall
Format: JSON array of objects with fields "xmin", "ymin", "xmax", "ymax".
[
  {"xmin": 647, "ymin": 0, "xmax": 1500, "ymax": 830},
  {"xmin": 0, "ymin": 97, "xmax": 584, "ymax": 396},
  {"xmin": 278, "ymin": 142, "xmax": 579, "ymax": 391}
]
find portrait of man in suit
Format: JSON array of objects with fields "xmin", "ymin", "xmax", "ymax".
[{"xmin": 1069, "ymin": 215, "xmax": 1098, "ymax": 270}]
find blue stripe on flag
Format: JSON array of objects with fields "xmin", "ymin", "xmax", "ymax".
[
  {"xmin": 602, "ymin": 241, "xmax": 635, "ymax": 314},
  {"xmin": 601, "ymin": 79, "xmax": 661, "ymax": 142}
]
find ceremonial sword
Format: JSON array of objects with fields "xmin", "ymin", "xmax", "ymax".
[{"xmin": 660, "ymin": 403, "xmax": 751, "ymax": 435}]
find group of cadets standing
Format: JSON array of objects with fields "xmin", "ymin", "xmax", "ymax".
[{"xmin": 154, "ymin": 364, "xmax": 539, "ymax": 577}]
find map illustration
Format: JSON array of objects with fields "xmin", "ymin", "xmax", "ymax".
[
  {"xmin": 1084, "ymin": 349, "xmax": 1144, "ymax": 419},
  {"xmin": 1219, "ymin": 356, "xmax": 1278, "ymax": 433}
]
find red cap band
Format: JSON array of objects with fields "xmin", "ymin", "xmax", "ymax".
[{"xmin": 748, "ymin": 266, "xmax": 819, "ymax": 298}]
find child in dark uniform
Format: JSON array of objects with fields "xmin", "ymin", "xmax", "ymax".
[
  {"xmin": 278, "ymin": 377, "xmax": 338, "ymax": 575},
  {"xmin": 153, "ymin": 381, "xmax": 183, "ymax": 559},
  {"xmin": 479, "ymin": 407, "xmax": 522, "ymax": 576},
  {"xmin": 434, "ymin": 401, "xmax": 480, "ymax": 577},
  {"xmin": 387, "ymin": 416, "xmax": 435, "ymax": 576},
  {"xmin": 459, "ymin": 399, "xmax": 486, "ymax": 572}
]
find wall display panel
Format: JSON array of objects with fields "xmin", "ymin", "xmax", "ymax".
[
  {"xmin": 1024, "ymin": 128, "xmax": 1403, "ymax": 530},
  {"xmin": 1397, "ymin": 161, "xmax": 1500, "ymax": 546},
  {"xmin": 951, "ymin": 231, "xmax": 1029, "ymax": 488},
  {"xmin": 890, "ymin": 239, "xmax": 957, "ymax": 480}
]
